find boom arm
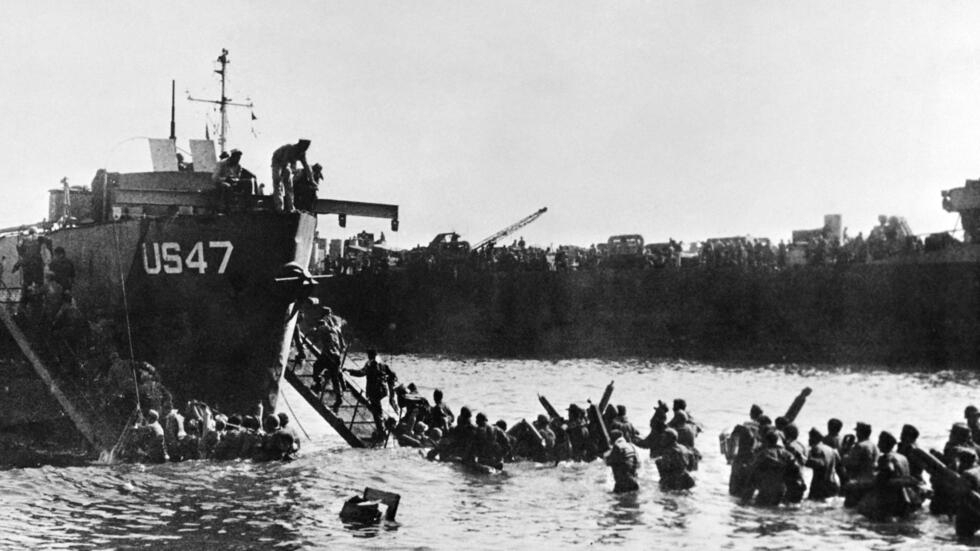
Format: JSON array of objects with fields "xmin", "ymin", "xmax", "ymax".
[
  {"xmin": 314, "ymin": 198, "xmax": 400, "ymax": 231},
  {"xmin": 473, "ymin": 207, "xmax": 547, "ymax": 252}
]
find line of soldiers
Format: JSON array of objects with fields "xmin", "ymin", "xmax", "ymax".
[
  {"xmin": 117, "ymin": 401, "xmax": 301, "ymax": 464},
  {"xmin": 398, "ymin": 385, "xmax": 699, "ymax": 492},
  {"xmin": 395, "ymin": 381, "xmax": 980, "ymax": 540},
  {"xmin": 725, "ymin": 392, "xmax": 980, "ymax": 539}
]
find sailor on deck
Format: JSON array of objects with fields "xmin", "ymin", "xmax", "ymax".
[
  {"xmin": 212, "ymin": 149, "xmax": 246, "ymax": 189},
  {"xmin": 212, "ymin": 149, "xmax": 256, "ymax": 210},
  {"xmin": 270, "ymin": 139, "xmax": 311, "ymax": 213},
  {"xmin": 293, "ymin": 162, "xmax": 323, "ymax": 212}
]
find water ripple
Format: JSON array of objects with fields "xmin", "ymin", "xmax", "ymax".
[{"xmin": 3, "ymin": 356, "xmax": 980, "ymax": 549}]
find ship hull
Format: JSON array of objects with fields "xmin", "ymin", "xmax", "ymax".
[
  {"xmin": 0, "ymin": 211, "xmax": 316, "ymax": 448},
  {"xmin": 317, "ymin": 255, "xmax": 980, "ymax": 367}
]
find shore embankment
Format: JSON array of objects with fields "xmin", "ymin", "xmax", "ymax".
[{"xmin": 319, "ymin": 262, "xmax": 980, "ymax": 367}]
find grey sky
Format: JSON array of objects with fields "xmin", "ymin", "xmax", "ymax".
[{"xmin": 2, "ymin": 1, "xmax": 978, "ymax": 248}]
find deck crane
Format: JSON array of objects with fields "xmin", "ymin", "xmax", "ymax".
[{"xmin": 472, "ymin": 207, "xmax": 548, "ymax": 253}]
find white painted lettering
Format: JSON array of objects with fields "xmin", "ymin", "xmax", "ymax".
[
  {"xmin": 142, "ymin": 243, "xmax": 161, "ymax": 275},
  {"xmin": 161, "ymin": 242, "xmax": 182, "ymax": 274},
  {"xmin": 143, "ymin": 241, "xmax": 234, "ymax": 275},
  {"xmin": 209, "ymin": 241, "xmax": 234, "ymax": 274},
  {"xmin": 185, "ymin": 242, "xmax": 208, "ymax": 274}
]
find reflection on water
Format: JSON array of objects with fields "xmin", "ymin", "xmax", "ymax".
[
  {"xmin": 342, "ymin": 519, "xmax": 399, "ymax": 539},
  {"xmin": 2, "ymin": 356, "xmax": 980, "ymax": 549},
  {"xmin": 595, "ymin": 492, "xmax": 642, "ymax": 546}
]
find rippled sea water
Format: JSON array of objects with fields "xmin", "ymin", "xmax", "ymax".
[{"xmin": 3, "ymin": 356, "xmax": 980, "ymax": 550}]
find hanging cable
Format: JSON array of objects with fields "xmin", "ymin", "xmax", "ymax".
[
  {"xmin": 280, "ymin": 390, "xmax": 311, "ymax": 441},
  {"xmin": 112, "ymin": 221, "xmax": 141, "ymax": 414},
  {"xmin": 103, "ymin": 407, "xmax": 141, "ymax": 464}
]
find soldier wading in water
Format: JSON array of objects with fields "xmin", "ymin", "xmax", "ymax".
[{"xmin": 606, "ymin": 428, "xmax": 640, "ymax": 493}]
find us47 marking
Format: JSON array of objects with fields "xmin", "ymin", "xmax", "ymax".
[{"xmin": 142, "ymin": 241, "xmax": 234, "ymax": 275}]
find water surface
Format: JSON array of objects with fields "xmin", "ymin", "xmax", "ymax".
[{"xmin": 1, "ymin": 356, "xmax": 978, "ymax": 550}]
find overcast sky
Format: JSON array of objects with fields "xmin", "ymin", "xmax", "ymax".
[{"xmin": 2, "ymin": 1, "xmax": 980, "ymax": 248}]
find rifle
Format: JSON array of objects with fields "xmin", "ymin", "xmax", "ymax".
[
  {"xmin": 588, "ymin": 400, "xmax": 611, "ymax": 453},
  {"xmin": 597, "ymin": 381, "xmax": 615, "ymax": 415},
  {"xmin": 538, "ymin": 394, "xmax": 562, "ymax": 421}
]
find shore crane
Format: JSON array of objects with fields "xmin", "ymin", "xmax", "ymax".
[{"xmin": 472, "ymin": 207, "xmax": 548, "ymax": 253}]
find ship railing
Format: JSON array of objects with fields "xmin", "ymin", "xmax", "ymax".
[{"xmin": 347, "ymin": 395, "xmax": 364, "ymax": 433}]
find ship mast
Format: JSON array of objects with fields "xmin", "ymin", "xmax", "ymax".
[
  {"xmin": 187, "ymin": 48, "xmax": 254, "ymax": 155},
  {"xmin": 169, "ymin": 79, "xmax": 176, "ymax": 141},
  {"xmin": 217, "ymin": 49, "xmax": 228, "ymax": 152}
]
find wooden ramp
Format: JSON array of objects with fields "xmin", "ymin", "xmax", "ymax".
[
  {"xmin": 284, "ymin": 331, "xmax": 385, "ymax": 448},
  {"xmin": 0, "ymin": 305, "xmax": 120, "ymax": 454}
]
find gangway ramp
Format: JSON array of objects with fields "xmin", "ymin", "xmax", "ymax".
[{"xmin": 284, "ymin": 330, "xmax": 383, "ymax": 448}]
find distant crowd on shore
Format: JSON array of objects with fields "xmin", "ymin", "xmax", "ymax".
[{"xmin": 319, "ymin": 214, "xmax": 953, "ymax": 276}]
